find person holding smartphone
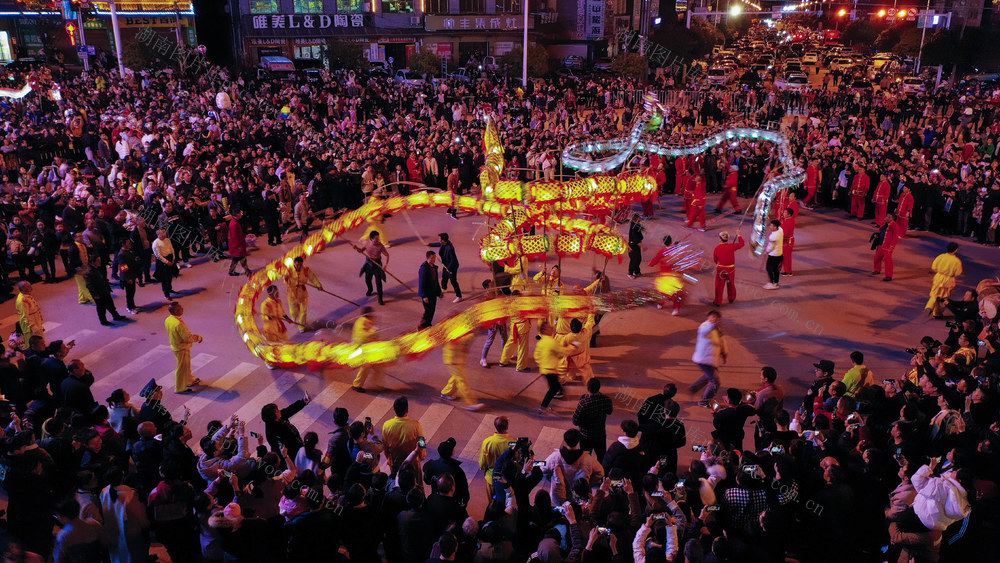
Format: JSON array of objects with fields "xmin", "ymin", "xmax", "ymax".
[{"xmin": 260, "ymin": 393, "xmax": 311, "ymax": 461}]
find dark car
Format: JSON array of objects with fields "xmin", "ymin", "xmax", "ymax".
[{"xmin": 739, "ymin": 70, "xmax": 763, "ymax": 86}]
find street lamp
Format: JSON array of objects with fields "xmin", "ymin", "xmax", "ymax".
[{"xmin": 729, "ymin": 5, "xmax": 742, "ymax": 17}]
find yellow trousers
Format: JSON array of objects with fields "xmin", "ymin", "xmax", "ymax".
[
  {"xmin": 353, "ymin": 364, "xmax": 384, "ymax": 388},
  {"xmin": 566, "ymin": 356, "xmax": 594, "ymax": 387},
  {"xmin": 500, "ymin": 334, "xmax": 530, "ymax": 370},
  {"xmin": 174, "ymin": 349, "xmax": 194, "ymax": 392},
  {"xmin": 289, "ymin": 296, "xmax": 308, "ymax": 330},
  {"xmin": 925, "ymin": 275, "xmax": 956, "ymax": 316},
  {"xmin": 485, "ymin": 468, "xmax": 495, "ymax": 500},
  {"xmin": 75, "ymin": 275, "xmax": 93, "ymax": 304},
  {"xmin": 441, "ymin": 364, "xmax": 474, "ymax": 404}
]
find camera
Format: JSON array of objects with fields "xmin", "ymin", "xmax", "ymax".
[
  {"xmin": 511, "ymin": 437, "xmax": 533, "ymax": 458},
  {"xmin": 945, "ymin": 321, "xmax": 960, "ymax": 329},
  {"xmin": 905, "ymin": 347, "xmax": 919, "ymax": 355},
  {"xmin": 553, "ymin": 505, "xmax": 566, "ymax": 514}
]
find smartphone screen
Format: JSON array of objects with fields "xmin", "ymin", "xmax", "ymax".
[
  {"xmin": 417, "ymin": 436, "xmax": 426, "ymax": 448},
  {"xmin": 532, "ymin": 461, "xmax": 546, "ymax": 467},
  {"xmin": 250, "ymin": 431, "xmax": 260, "ymax": 439}
]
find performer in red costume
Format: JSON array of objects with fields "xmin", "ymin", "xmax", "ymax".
[
  {"xmin": 715, "ymin": 166, "xmax": 741, "ymax": 214},
  {"xmin": 675, "ymin": 155, "xmax": 689, "ymax": 194},
  {"xmin": 872, "ymin": 213, "xmax": 900, "ymax": 282},
  {"xmin": 686, "ymin": 174, "xmax": 707, "ymax": 230},
  {"xmin": 873, "ymin": 173, "xmax": 891, "ymax": 226},
  {"xmin": 712, "ymin": 231, "xmax": 745, "ymax": 307},
  {"xmin": 802, "ymin": 159, "xmax": 820, "ymax": 208},
  {"xmin": 780, "ymin": 207, "xmax": 796, "ymax": 276},
  {"xmin": 649, "ymin": 236, "xmax": 686, "ymax": 316},
  {"xmin": 850, "ymin": 164, "xmax": 870, "ymax": 220},
  {"xmin": 896, "ymin": 186, "xmax": 914, "ymax": 237}
]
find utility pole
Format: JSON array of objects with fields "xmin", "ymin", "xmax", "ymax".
[
  {"xmin": 915, "ymin": 0, "xmax": 932, "ymax": 74},
  {"xmin": 522, "ymin": 0, "xmax": 528, "ymax": 87},
  {"xmin": 77, "ymin": 4, "xmax": 89, "ymax": 72},
  {"xmin": 109, "ymin": 0, "xmax": 125, "ymax": 78}
]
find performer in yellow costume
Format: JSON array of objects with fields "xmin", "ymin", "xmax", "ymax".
[
  {"xmin": 165, "ymin": 302, "xmax": 203, "ymax": 393},
  {"xmin": 351, "ymin": 306, "xmax": 383, "ymax": 392},
  {"xmin": 283, "ymin": 256, "xmax": 321, "ymax": 332},
  {"xmin": 440, "ymin": 332, "xmax": 483, "ymax": 410},
  {"xmin": 15, "ymin": 282, "xmax": 45, "ymax": 344},
  {"xmin": 564, "ymin": 315, "xmax": 596, "ymax": 386},
  {"xmin": 925, "ymin": 242, "xmax": 963, "ymax": 318},
  {"xmin": 504, "ymin": 256, "xmax": 529, "ymax": 293},
  {"xmin": 499, "ymin": 291, "xmax": 532, "ymax": 371},
  {"xmin": 261, "ymin": 285, "xmax": 291, "ymax": 342},
  {"xmin": 72, "ymin": 234, "xmax": 94, "ymax": 304}
]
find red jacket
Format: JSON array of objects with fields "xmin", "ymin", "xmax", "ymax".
[
  {"xmin": 874, "ymin": 181, "xmax": 891, "ymax": 204},
  {"xmin": 713, "ymin": 236, "xmax": 745, "ymax": 268},
  {"xmin": 897, "ymin": 193, "xmax": 914, "ymax": 219},
  {"xmin": 782, "ymin": 216, "xmax": 796, "ymax": 240},
  {"xmin": 228, "ymin": 218, "xmax": 247, "ymax": 258},
  {"xmin": 690, "ymin": 177, "xmax": 706, "ymax": 202},
  {"xmin": 878, "ymin": 221, "xmax": 900, "ymax": 252},
  {"xmin": 851, "ymin": 171, "xmax": 870, "ymax": 196}
]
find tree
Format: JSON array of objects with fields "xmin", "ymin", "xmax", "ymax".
[
  {"xmin": 842, "ymin": 20, "xmax": 883, "ymax": 46},
  {"xmin": 612, "ymin": 53, "xmax": 648, "ymax": 80},
  {"xmin": 410, "ymin": 50, "xmax": 442, "ymax": 76},
  {"xmin": 500, "ymin": 45, "xmax": 549, "ymax": 77},
  {"xmin": 121, "ymin": 37, "xmax": 157, "ymax": 70},
  {"xmin": 874, "ymin": 24, "xmax": 907, "ymax": 52}
]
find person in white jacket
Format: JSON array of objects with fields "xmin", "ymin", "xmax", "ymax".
[
  {"xmin": 543, "ymin": 429, "xmax": 604, "ymax": 504},
  {"xmin": 632, "ymin": 513, "xmax": 679, "ymax": 562},
  {"xmin": 911, "ymin": 455, "xmax": 972, "ymax": 531}
]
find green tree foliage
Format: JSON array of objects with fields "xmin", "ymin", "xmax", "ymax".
[
  {"xmin": 874, "ymin": 24, "xmax": 907, "ymax": 52},
  {"xmin": 410, "ymin": 50, "xmax": 442, "ymax": 76},
  {"xmin": 121, "ymin": 37, "xmax": 157, "ymax": 70},
  {"xmin": 842, "ymin": 20, "xmax": 883, "ymax": 46},
  {"xmin": 688, "ymin": 17, "xmax": 725, "ymax": 57},
  {"xmin": 612, "ymin": 53, "xmax": 648, "ymax": 80},
  {"xmin": 500, "ymin": 45, "xmax": 550, "ymax": 77}
]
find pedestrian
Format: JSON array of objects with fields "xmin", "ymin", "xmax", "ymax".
[
  {"xmin": 874, "ymin": 173, "xmax": 891, "ymax": 226},
  {"xmin": 293, "ymin": 193, "xmax": 313, "ymax": 243},
  {"xmin": 536, "ymin": 320, "xmax": 578, "ymax": 414},
  {"xmin": 897, "ymin": 186, "xmax": 914, "ymax": 237},
  {"xmin": 227, "ymin": 210, "xmax": 251, "ymax": 277},
  {"xmin": 263, "ymin": 190, "xmax": 281, "ymax": 246},
  {"xmin": 351, "ymin": 306, "xmax": 383, "ymax": 392},
  {"xmin": 689, "ymin": 310, "xmax": 728, "ymax": 407},
  {"xmin": 440, "ymin": 332, "xmax": 483, "ymax": 410},
  {"xmin": 381, "ymin": 396, "xmax": 423, "ymax": 478},
  {"xmin": 872, "ymin": 213, "xmax": 900, "ymax": 282},
  {"xmin": 715, "ymin": 165, "xmax": 742, "ymax": 214},
  {"xmin": 572, "ymin": 378, "xmax": 613, "ymax": 461},
  {"xmin": 129, "ymin": 217, "xmax": 155, "ymax": 286},
  {"xmin": 479, "ymin": 280, "xmax": 508, "ymax": 368},
  {"xmin": 165, "ymin": 302, "xmax": 203, "ymax": 394},
  {"xmin": 478, "ymin": 416, "xmax": 513, "ymax": 500},
  {"xmin": 433, "ymin": 233, "xmax": 462, "ymax": 303},
  {"xmin": 419, "ymin": 251, "xmax": 442, "ymax": 329},
  {"xmin": 647, "ymin": 236, "xmax": 686, "ymax": 315},
  {"xmin": 850, "ymin": 164, "xmax": 870, "ymax": 220},
  {"xmin": 564, "ymin": 316, "xmax": 596, "ymax": 386},
  {"xmin": 925, "ymin": 242, "xmax": 963, "ymax": 318},
  {"xmin": 261, "ymin": 285, "xmax": 291, "ymax": 353},
  {"xmin": 356, "ymin": 231, "xmax": 389, "ymax": 306},
  {"xmin": 627, "ymin": 214, "xmax": 644, "ymax": 278},
  {"xmin": 14, "ymin": 281, "xmax": 44, "ymax": 344},
  {"xmin": 113, "ymin": 238, "xmax": 139, "ymax": 314},
  {"xmin": 284, "ymin": 256, "xmax": 321, "ymax": 331},
  {"xmin": 152, "ymin": 229, "xmax": 179, "ymax": 300},
  {"xmin": 763, "ymin": 220, "xmax": 784, "ymax": 290},
  {"xmin": 686, "ymin": 174, "xmax": 707, "ymax": 231},
  {"xmin": 752, "ymin": 366, "xmax": 785, "ymax": 450},
  {"xmin": 712, "ymin": 231, "xmax": 745, "ymax": 307},
  {"xmin": 262, "ymin": 396, "xmax": 311, "ymax": 460},
  {"xmin": 84, "ymin": 255, "xmax": 127, "ymax": 326},
  {"xmin": 780, "ymin": 208, "xmax": 796, "ymax": 276}
]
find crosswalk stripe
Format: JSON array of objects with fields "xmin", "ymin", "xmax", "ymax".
[
  {"xmin": 156, "ymin": 353, "xmax": 216, "ymax": 390},
  {"xmin": 95, "ymin": 345, "xmax": 172, "ymax": 391},
  {"xmin": 457, "ymin": 415, "xmax": 496, "ymax": 464},
  {"xmin": 532, "ymin": 426, "xmax": 566, "ymax": 461},
  {"xmin": 58, "ymin": 329, "xmax": 97, "ymax": 346},
  {"xmin": 417, "ymin": 403, "xmax": 453, "ymax": 443},
  {"xmin": 80, "ymin": 337, "xmax": 134, "ymax": 367},
  {"xmin": 0, "ymin": 314, "xmax": 18, "ymax": 329},
  {"xmin": 42, "ymin": 321, "xmax": 61, "ymax": 332},
  {"xmin": 233, "ymin": 371, "xmax": 307, "ymax": 425},
  {"xmin": 297, "ymin": 381, "xmax": 352, "ymax": 431},
  {"xmin": 181, "ymin": 362, "xmax": 259, "ymax": 415},
  {"xmin": 352, "ymin": 396, "xmax": 395, "ymax": 430}
]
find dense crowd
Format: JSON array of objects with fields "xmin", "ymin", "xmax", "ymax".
[{"xmin": 0, "ymin": 45, "xmax": 997, "ymax": 562}]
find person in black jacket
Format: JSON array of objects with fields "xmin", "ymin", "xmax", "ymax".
[
  {"xmin": 263, "ymin": 189, "xmax": 282, "ymax": 246},
  {"xmin": 60, "ymin": 359, "xmax": 97, "ymax": 415},
  {"xmin": 432, "ymin": 233, "xmax": 462, "ymax": 303},
  {"xmin": 83, "ymin": 255, "xmax": 127, "ymax": 326},
  {"xmin": 627, "ymin": 213, "xmax": 644, "ymax": 278},
  {"xmin": 261, "ymin": 397, "xmax": 310, "ymax": 460},
  {"xmin": 112, "ymin": 238, "xmax": 139, "ymax": 313},
  {"xmin": 603, "ymin": 419, "xmax": 648, "ymax": 485},
  {"xmin": 30, "ymin": 220, "xmax": 59, "ymax": 283},
  {"xmin": 418, "ymin": 251, "xmax": 442, "ymax": 329},
  {"xmin": 129, "ymin": 217, "xmax": 155, "ymax": 285},
  {"xmin": 422, "ymin": 437, "xmax": 470, "ymax": 507},
  {"xmin": 322, "ymin": 407, "xmax": 352, "ymax": 476},
  {"xmin": 711, "ymin": 388, "xmax": 757, "ymax": 451}
]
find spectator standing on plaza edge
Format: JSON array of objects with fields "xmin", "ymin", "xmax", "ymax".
[
  {"xmin": 418, "ymin": 251, "xmax": 443, "ymax": 329},
  {"xmin": 382, "ymin": 396, "xmax": 424, "ymax": 477},
  {"xmin": 572, "ymin": 378, "xmax": 614, "ymax": 462},
  {"xmin": 689, "ymin": 310, "xmax": 728, "ymax": 407}
]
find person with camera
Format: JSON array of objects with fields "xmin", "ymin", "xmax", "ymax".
[
  {"xmin": 711, "ymin": 388, "xmax": 757, "ymax": 452},
  {"xmin": 543, "ymin": 429, "xmax": 604, "ymax": 504}
]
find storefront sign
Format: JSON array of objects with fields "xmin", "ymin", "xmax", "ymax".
[
  {"xmin": 121, "ymin": 16, "xmax": 191, "ymax": 28},
  {"xmin": 585, "ymin": 0, "xmax": 604, "ymax": 39},
  {"xmin": 249, "ymin": 38, "xmax": 288, "ymax": 46},
  {"xmin": 242, "ymin": 14, "xmax": 371, "ymax": 37},
  {"xmin": 435, "ymin": 43, "xmax": 453, "ymax": 60},
  {"xmin": 424, "ymin": 15, "xmax": 533, "ymax": 32}
]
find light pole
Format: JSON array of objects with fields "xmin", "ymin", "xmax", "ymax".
[
  {"xmin": 915, "ymin": 0, "xmax": 931, "ymax": 73},
  {"xmin": 109, "ymin": 0, "xmax": 125, "ymax": 78},
  {"xmin": 77, "ymin": 5, "xmax": 89, "ymax": 72},
  {"xmin": 522, "ymin": 0, "xmax": 528, "ymax": 87}
]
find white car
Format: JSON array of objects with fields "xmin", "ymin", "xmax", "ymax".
[
  {"xmin": 394, "ymin": 69, "xmax": 425, "ymax": 86},
  {"xmin": 775, "ymin": 74, "xmax": 810, "ymax": 91},
  {"xmin": 831, "ymin": 58, "xmax": 854, "ymax": 72},
  {"xmin": 803, "ymin": 53, "xmax": 819, "ymax": 64},
  {"xmin": 706, "ymin": 67, "xmax": 731, "ymax": 86},
  {"xmin": 900, "ymin": 77, "xmax": 926, "ymax": 95}
]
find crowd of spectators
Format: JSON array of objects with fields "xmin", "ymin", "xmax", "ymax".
[{"xmin": 0, "ymin": 42, "xmax": 997, "ymax": 562}]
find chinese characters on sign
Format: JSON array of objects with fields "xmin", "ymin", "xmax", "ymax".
[
  {"xmin": 246, "ymin": 13, "xmax": 369, "ymax": 35},
  {"xmin": 424, "ymin": 15, "xmax": 533, "ymax": 32},
  {"xmin": 585, "ymin": 0, "xmax": 604, "ymax": 39}
]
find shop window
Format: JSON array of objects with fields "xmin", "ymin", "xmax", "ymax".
[
  {"xmin": 495, "ymin": 0, "xmax": 520, "ymax": 14},
  {"xmin": 250, "ymin": 0, "xmax": 279, "ymax": 13},
  {"xmin": 381, "ymin": 0, "xmax": 414, "ymax": 12},
  {"xmin": 460, "ymin": 0, "xmax": 485, "ymax": 11},
  {"xmin": 294, "ymin": 0, "xmax": 324, "ymax": 12},
  {"xmin": 337, "ymin": 0, "xmax": 364, "ymax": 12},
  {"xmin": 424, "ymin": 0, "xmax": 449, "ymax": 13},
  {"xmin": 295, "ymin": 45, "xmax": 324, "ymax": 59}
]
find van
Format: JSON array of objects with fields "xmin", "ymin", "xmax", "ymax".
[{"xmin": 258, "ymin": 56, "xmax": 296, "ymax": 78}]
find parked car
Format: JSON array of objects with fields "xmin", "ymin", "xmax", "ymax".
[
  {"xmin": 706, "ymin": 67, "xmax": 732, "ymax": 86},
  {"xmin": 831, "ymin": 58, "xmax": 854, "ymax": 72},
  {"xmin": 900, "ymin": 77, "xmax": 927, "ymax": 95},
  {"xmin": 848, "ymin": 80, "xmax": 875, "ymax": 94},
  {"xmin": 564, "ymin": 55, "xmax": 586, "ymax": 69},
  {"xmin": 394, "ymin": 69, "xmax": 425, "ymax": 86},
  {"xmin": 481, "ymin": 56, "xmax": 499, "ymax": 71},
  {"xmin": 594, "ymin": 57, "xmax": 613, "ymax": 71},
  {"xmin": 775, "ymin": 74, "xmax": 810, "ymax": 91},
  {"xmin": 450, "ymin": 68, "xmax": 473, "ymax": 82}
]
